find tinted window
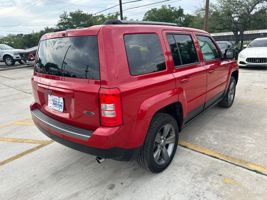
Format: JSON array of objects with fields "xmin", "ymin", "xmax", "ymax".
[
  {"xmin": 35, "ymin": 36, "xmax": 100, "ymax": 80},
  {"xmin": 124, "ymin": 34, "xmax": 166, "ymax": 75},
  {"xmin": 174, "ymin": 34, "xmax": 198, "ymax": 65},
  {"xmin": 197, "ymin": 36, "xmax": 220, "ymax": 61},
  {"xmin": 167, "ymin": 34, "xmax": 198, "ymax": 67},
  {"xmin": 248, "ymin": 39, "xmax": 267, "ymax": 47},
  {"xmin": 167, "ymin": 34, "xmax": 182, "ymax": 66}
]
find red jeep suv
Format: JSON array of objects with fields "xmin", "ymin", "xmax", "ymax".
[{"xmin": 31, "ymin": 20, "xmax": 238, "ymax": 173}]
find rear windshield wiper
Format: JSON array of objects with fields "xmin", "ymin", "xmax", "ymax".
[{"xmin": 61, "ymin": 45, "xmax": 72, "ymax": 73}]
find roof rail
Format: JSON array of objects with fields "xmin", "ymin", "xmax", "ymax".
[{"xmin": 104, "ymin": 20, "xmax": 177, "ymax": 27}]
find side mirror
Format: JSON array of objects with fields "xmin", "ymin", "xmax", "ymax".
[{"xmin": 223, "ymin": 49, "xmax": 235, "ymax": 60}]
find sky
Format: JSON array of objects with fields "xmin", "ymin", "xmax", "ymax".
[{"xmin": 0, "ymin": 0, "xmax": 215, "ymax": 36}]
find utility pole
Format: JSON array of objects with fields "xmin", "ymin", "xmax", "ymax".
[
  {"xmin": 119, "ymin": 0, "xmax": 123, "ymax": 20},
  {"xmin": 203, "ymin": 0, "xmax": 210, "ymax": 31}
]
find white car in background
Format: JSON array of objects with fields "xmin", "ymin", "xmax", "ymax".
[
  {"xmin": 0, "ymin": 44, "xmax": 25, "ymax": 66},
  {"xmin": 238, "ymin": 38, "xmax": 267, "ymax": 68}
]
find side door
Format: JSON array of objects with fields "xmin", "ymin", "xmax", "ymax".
[
  {"xmin": 196, "ymin": 35, "xmax": 228, "ymax": 107},
  {"xmin": 164, "ymin": 32, "xmax": 207, "ymax": 123}
]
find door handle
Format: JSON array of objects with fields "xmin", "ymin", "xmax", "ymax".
[
  {"xmin": 208, "ymin": 68, "xmax": 215, "ymax": 73},
  {"xmin": 180, "ymin": 78, "xmax": 190, "ymax": 83}
]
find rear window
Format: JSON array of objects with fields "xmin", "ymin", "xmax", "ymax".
[
  {"xmin": 124, "ymin": 34, "xmax": 166, "ymax": 76},
  {"xmin": 35, "ymin": 36, "xmax": 100, "ymax": 80}
]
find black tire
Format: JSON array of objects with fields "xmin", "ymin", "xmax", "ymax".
[
  {"xmin": 4, "ymin": 55, "xmax": 15, "ymax": 66},
  {"xmin": 219, "ymin": 76, "xmax": 236, "ymax": 108},
  {"xmin": 18, "ymin": 60, "xmax": 25, "ymax": 65},
  {"xmin": 137, "ymin": 113, "xmax": 179, "ymax": 173}
]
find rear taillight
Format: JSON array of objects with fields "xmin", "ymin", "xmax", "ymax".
[{"xmin": 99, "ymin": 88, "xmax": 122, "ymax": 127}]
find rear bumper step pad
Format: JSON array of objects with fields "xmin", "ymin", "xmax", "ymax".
[{"xmin": 31, "ymin": 109, "xmax": 93, "ymax": 141}]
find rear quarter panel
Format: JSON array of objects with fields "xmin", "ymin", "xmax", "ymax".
[{"xmin": 99, "ymin": 26, "xmax": 178, "ymax": 147}]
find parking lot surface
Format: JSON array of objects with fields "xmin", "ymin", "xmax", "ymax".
[
  {"xmin": 0, "ymin": 67, "xmax": 267, "ymax": 200},
  {"xmin": 0, "ymin": 62, "xmax": 32, "ymax": 72}
]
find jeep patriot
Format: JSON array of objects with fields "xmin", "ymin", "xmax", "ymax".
[{"xmin": 30, "ymin": 20, "xmax": 238, "ymax": 173}]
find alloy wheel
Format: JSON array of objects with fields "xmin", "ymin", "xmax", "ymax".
[
  {"xmin": 5, "ymin": 57, "xmax": 12, "ymax": 65},
  {"xmin": 228, "ymin": 81, "xmax": 236, "ymax": 103},
  {"xmin": 153, "ymin": 123, "xmax": 176, "ymax": 165}
]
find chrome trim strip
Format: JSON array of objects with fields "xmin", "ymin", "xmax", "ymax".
[{"xmin": 32, "ymin": 109, "xmax": 92, "ymax": 141}]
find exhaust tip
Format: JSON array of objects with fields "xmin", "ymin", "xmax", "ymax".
[{"xmin": 96, "ymin": 157, "xmax": 105, "ymax": 164}]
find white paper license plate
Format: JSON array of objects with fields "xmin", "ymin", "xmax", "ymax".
[{"xmin": 48, "ymin": 95, "xmax": 64, "ymax": 112}]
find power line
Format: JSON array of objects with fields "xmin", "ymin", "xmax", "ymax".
[
  {"xmin": 124, "ymin": 0, "xmax": 172, "ymax": 12},
  {"xmin": 0, "ymin": 0, "xmax": 141, "ymax": 29},
  {"xmin": 108, "ymin": 0, "xmax": 175, "ymax": 15},
  {"xmin": 0, "ymin": 0, "xmax": 176, "ymax": 31},
  {"xmin": 94, "ymin": 4, "xmax": 118, "ymax": 15},
  {"xmin": 94, "ymin": 0, "xmax": 142, "ymax": 15}
]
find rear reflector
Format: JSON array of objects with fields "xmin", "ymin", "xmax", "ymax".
[{"xmin": 99, "ymin": 88, "xmax": 122, "ymax": 127}]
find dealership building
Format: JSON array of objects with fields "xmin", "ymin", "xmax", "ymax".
[{"xmin": 212, "ymin": 29, "xmax": 267, "ymax": 41}]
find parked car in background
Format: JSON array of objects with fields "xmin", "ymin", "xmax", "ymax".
[
  {"xmin": 217, "ymin": 41, "xmax": 239, "ymax": 59},
  {"xmin": 30, "ymin": 20, "xmax": 238, "ymax": 173},
  {"xmin": 217, "ymin": 41, "xmax": 235, "ymax": 54},
  {"xmin": 24, "ymin": 46, "xmax": 38, "ymax": 62},
  {"xmin": 238, "ymin": 37, "xmax": 267, "ymax": 67},
  {"xmin": 0, "ymin": 44, "xmax": 25, "ymax": 66}
]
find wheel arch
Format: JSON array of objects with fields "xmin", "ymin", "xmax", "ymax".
[
  {"xmin": 3, "ymin": 53, "xmax": 14, "ymax": 59},
  {"xmin": 139, "ymin": 101, "xmax": 184, "ymax": 143},
  {"xmin": 3, "ymin": 53, "xmax": 13, "ymax": 58},
  {"xmin": 134, "ymin": 90, "xmax": 184, "ymax": 147},
  {"xmin": 231, "ymin": 70, "xmax": 239, "ymax": 83},
  {"xmin": 157, "ymin": 102, "xmax": 183, "ymax": 131}
]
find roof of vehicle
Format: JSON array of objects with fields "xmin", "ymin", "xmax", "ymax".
[
  {"xmin": 254, "ymin": 37, "xmax": 267, "ymax": 40},
  {"xmin": 41, "ymin": 20, "xmax": 208, "ymax": 41}
]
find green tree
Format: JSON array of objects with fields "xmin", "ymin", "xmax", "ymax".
[
  {"xmin": 96, "ymin": 13, "xmax": 120, "ymax": 24},
  {"xmin": 0, "ymin": 27, "xmax": 57, "ymax": 49},
  {"xmin": 57, "ymin": 10, "xmax": 119, "ymax": 30},
  {"xmin": 143, "ymin": 5, "xmax": 189, "ymax": 26},
  {"xmin": 187, "ymin": 12, "xmax": 204, "ymax": 30},
  {"xmin": 249, "ymin": 9, "xmax": 267, "ymax": 30},
  {"xmin": 182, "ymin": 14, "xmax": 199, "ymax": 28},
  {"xmin": 212, "ymin": 0, "xmax": 267, "ymax": 48},
  {"xmin": 57, "ymin": 10, "xmax": 96, "ymax": 30}
]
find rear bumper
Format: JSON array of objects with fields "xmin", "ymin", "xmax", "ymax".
[
  {"xmin": 32, "ymin": 109, "xmax": 93, "ymax": 141},
  {"xmin": 31, "ymin": 108, "xmax": 140, "ymax": 161}
]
